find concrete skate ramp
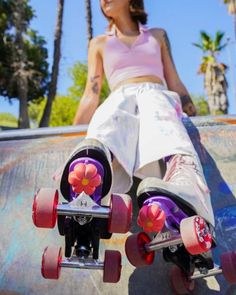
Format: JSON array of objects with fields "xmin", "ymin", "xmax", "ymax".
[{"xmin": 1, "ymin": 115, "xmax": 236, "ymax": 295}]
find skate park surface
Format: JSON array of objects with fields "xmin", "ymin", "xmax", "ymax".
[{"xmin": 1, "ymin": 115, "xmax": 236, "ymax": 295}]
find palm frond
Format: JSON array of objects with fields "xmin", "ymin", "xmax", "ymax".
[
  {"xmin": 192, "ymin": 42, "xmax": 203, "ymax": 50},
  {"xmin": 200, "ymin": 31, "xmax": 211, "ymax": 43},
  {"xmin": 215, "ymin": 31, "xmax": 225, "ymax": 45},
  {"xmin": 217, "ymin": 43, "xmax": 227, "ymax": 51}
]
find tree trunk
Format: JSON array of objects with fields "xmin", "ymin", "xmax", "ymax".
[
  {"xmin": 18, "ymin": 77, "xmax": 29, "ymax": 128},
  {"xmin": 205, "ymin": 62, "xmax": 228, "ymax": 115},
  {"xmin": 228, "ymin": 1, "xmax": 236, "ymax": 50},
  {"xmin": 14, "ymin": 0, "xmax": 30, "ymax": 128},
  {"xmin": 85, "ymin": 0, "xmax": 93, "ymax": 48},
  {"xmin": 39, "ymin": 0, "xmax": 64, "ymax": 127}
]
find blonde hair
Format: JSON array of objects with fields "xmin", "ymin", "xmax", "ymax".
[{"xmin": 101, "ymin": 0, "xmax": 148, "ymax": 30}]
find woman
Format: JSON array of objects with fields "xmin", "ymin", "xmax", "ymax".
[{"xmin": 61, "ymin": 0, "xmax": 214, "ymax": 240}]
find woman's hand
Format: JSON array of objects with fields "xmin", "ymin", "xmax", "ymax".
[
  {"xmin": 180, "ymin": 94, "xmax": 197, "ymax": 116},
  {"xmin": 182, "ymin": 101, "xmax": 197, "ymax": 117}
]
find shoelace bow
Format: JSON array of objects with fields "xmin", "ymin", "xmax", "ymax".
[{"xmin": 163, "ymin": 155, "xmax": 210, "ymax": 194}]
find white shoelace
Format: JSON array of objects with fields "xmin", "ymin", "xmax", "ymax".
[{"xmin": 163, "ymin": 154, "xmax": 210, "ymax": 194}]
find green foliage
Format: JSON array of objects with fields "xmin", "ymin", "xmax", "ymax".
[
  {"xmin": 0, "ymin": 0, "xmax": 34, "ymax": 32},
  {"xmin": 29, "ymin": 95, "xmax": 79, "ymax": 127},
  {"xmin": 193, "ymin": 31, "xmax": 227, "ymax": 58},
  {"xmin": 0, "ymin": 0, "xmax": 49, "ymax": 102},
  {"xmin": 28, "ymin": 98, "xmax": 45, "ymax": 127},
  {"xmin": 215, "ymin": 109, "xmax": 225, "ymax": 115},
  {"xmin": 68, "ymin": 62, "xmax": 87, "ymax": 99},
  {"xmin": 68, "ymin": 61, "xmax": 110, "ymax": 104},
  {"xmin": 49, "ymin": 96, "xmax": 78, "ymax": 127},
  {"xmin": 191, "ymin": 94, "xmax": 210, "ymax": 116},
  {"xmin": 0, "ymin": 112, "xmax": 18, "ymax": 126}
]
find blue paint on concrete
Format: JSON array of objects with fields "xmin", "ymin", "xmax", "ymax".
[
  {"xmin": 16, "ymin": 193, "xmax": 24, "ymax": 206},
  {"xmin": 218, "ymin": 181, "xmax": 232, "ymax": 195},
  {"xmin": 215, "ymin": 205, "xmax": 236, "ymax": 255},
  {"xmin": 0, "ymin": 220, "xmax": 20, "ymax": 285},
  {"xmin": 215, "ymin": 205, "xmax": 236, "ymax": 220},
  {"xmin": 213, "ymin": 206, "xmax": 236, "ymax": 265},
  {"xmin": 212, "ymin": 246, "xmax": 221, "ymax": 266},
  {"xmin": 215, "ymin": 206, "xmax": 236, "ymax": 230}
]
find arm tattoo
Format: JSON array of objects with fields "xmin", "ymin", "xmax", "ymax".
[
  {"xmin": 90, "ymin": 75, "xmax": 100, "ymax": 94},
  {"xmin": 92, "ymin": 82, "xmax": 99, "ymax": 94},
  {"xmin": 163, "ymin": 31, "xmax": 175, "ymax": 65},
  {"xmin": 90, "ymin": 75, "xmax": 99, "ymax": 83}
]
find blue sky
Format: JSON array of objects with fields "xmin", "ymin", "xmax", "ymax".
[{"xmin": 1, "ymin": 0, "xmax": 236, "ymax": 116}]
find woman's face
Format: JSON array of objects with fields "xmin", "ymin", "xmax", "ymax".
[{"xmin": 100, "ymin": 0, "xmax": 130, "ymax": 19}]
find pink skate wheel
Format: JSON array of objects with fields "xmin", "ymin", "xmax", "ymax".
[
  {"xmin": 103, "ymin": 250, "xmax": 121, "ymax": 283},
  {"xmin": 220, "ymin": 251, "xmax": 236, "ymax": 283},
  {"xmin": 180, "ymin": 215, "xmax": 212, "ymax": 255},
  {"xmin": 137, "ymin": 204, "xmax": 166, "ymax": 233},
  {"xmin": 108, "ymin": 194, "xmax": 133, "ymax": 233},
  {"xmin": 125, "ymin": 232, "xmax": 154, "ymax": 267},
  {"xmin": 32, "ymin": 188, "xmax": 58, "ymax": 228},
  {"xmin": 68, "ymin": 163, "xmax": 101, "ymax": 195},
  {"xmin": 41, "ymin": 246, "xmax": 62, "ymax": 279},
  {"xmin": 170, "ymin": 265, "xmax": 195, "ymax": 294}
]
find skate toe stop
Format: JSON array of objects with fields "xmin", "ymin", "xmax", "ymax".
[
  {"xmin": 137, "ymin": 204, "xmax": 166, "ymax": 233},
  {"xmin": 68, "ymin": 163, "xmax": 102, "ymax": 196}
]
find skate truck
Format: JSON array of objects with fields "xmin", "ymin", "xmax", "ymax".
[
  {"xmin": 32, "ymin": 153, "xmax": 133, "ymax": 283},
  {"xmin": 125, "ymin": 177, "xmax": 236, "ymax": 294}
]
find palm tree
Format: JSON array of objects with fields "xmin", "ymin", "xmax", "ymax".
[
  {"xmin": 85, "ymin": 0, "xmax": 93, "ymax": 47},
  {"xmin": 223, "ymin": 0, "xmax": 236, "ymax": 41},
  {"xmin": 40, "ymin": 0, "xmax": 65, "ymax": 127},
  {"xmin": 193, "ymin": 31, "xmax": 229, "ymax": 115}
]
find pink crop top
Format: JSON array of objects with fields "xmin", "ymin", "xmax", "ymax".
[{"xmin": 103, "ymin": 23, "xmax": 165, "ymax": 90}]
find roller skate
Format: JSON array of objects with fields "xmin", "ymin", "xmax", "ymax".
[
  {"xmin": 125, "ymin": 154, "xmax": 236, "ymax": 293},
  {"xmin": 33, "ymin": 139, "xmax": 133, "ymax": 283}
]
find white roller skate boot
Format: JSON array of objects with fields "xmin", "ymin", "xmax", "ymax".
[{"xmin": 137, "ymin": 154, "xmax": 215, "ymax": 235}]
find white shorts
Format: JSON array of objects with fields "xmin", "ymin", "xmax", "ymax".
[{"xmin": 86, "ymin": 82, "xmax": 200, "ymax": 194}]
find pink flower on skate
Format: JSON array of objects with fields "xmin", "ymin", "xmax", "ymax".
[
  {"xmin": 68, "ymin": 163, "xmax": 101, "ymax": 195},
  {"xmin": 137, "ymin": 204, "xmax": 166, "ymax": 233}
]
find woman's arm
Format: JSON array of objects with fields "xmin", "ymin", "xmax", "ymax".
[
  {"xmin": 73, "ymin": 37, "xmax": 104, "ymax": 125},
  {"xmin": 154, "ymin": 29, "xmax": 197, "ymax": 116}
]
